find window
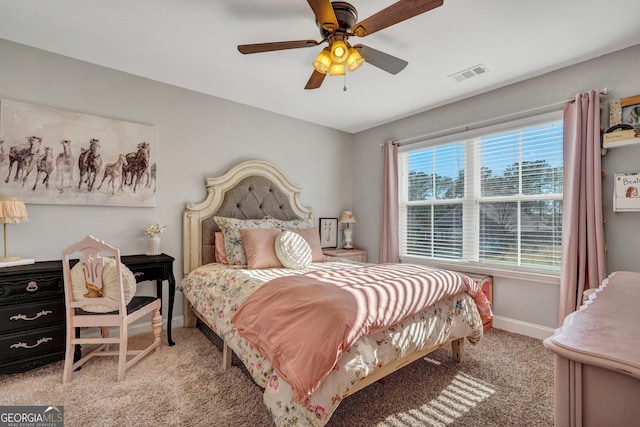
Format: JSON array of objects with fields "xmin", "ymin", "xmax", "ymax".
[{"xmin": 399, "ymin": 113, "xmax": 563, "ymax": 273}]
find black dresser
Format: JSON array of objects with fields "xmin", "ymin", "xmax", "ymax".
[{"xmin": 0, "ymin": 254, "xmax": 175, "ymax": 374}]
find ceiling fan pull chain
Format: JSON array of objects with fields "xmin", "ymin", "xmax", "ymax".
[{"xmin": 343, "ymin": 73, "xmax": 347, "ymax": 92}]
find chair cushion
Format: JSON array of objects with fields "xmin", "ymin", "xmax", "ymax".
[{"xmin": 70, "ymin": 257, "xmax": 137, "ymax": 313}]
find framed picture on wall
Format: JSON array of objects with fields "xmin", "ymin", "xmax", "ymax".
[
  {"xmin": 613, "ymin": 173, "xmax": 640, "ymax": 212},
  {"xmin": 319, "ymin": 217, "xmax": 338, "ymax": 248},
  {"xmin": 0, "ymin": 98, "xmax": 157, "ymax": 207}
]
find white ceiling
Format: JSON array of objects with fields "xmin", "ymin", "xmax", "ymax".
[{"xmin": 1, "ymin": 0, "xmax": 639, "ymax": 134}]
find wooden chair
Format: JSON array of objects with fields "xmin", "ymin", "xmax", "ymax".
[{"xmin": 61, "ymin": 235, "xmax": 162, "ymax": 383}]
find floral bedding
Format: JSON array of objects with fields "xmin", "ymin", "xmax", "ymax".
[{"xmin": 179, "ymin": 260, "xmax": 485, "ymax": 426}]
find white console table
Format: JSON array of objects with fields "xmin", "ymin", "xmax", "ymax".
[{"xmin": 543, "ymin": 271, "xmax": 640, "ymax": 427}]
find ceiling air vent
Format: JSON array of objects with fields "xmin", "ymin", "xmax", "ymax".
[{"xmin": 448, "ymin": 64, "xmax": 490, "ymax": 82}]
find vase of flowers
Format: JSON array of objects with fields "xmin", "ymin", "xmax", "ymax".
[{"xmin": 144, "ymin": 223, "xmax": 166, "ymax": 256}]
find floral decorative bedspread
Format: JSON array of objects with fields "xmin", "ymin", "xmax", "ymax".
[{"xmin": 180, "ymin": 260, "xmax": 485, "ymax": 426}]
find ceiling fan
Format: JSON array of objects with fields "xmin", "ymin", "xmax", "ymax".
[{"xmin": 237, "ymin": 0, "xmax": 444, "ymax": 90}]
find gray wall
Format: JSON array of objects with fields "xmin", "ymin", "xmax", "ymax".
[
  {"xmin": 352, "ymin": 44, "xmax": 640, "ymax": 336},
  {"xmin": 0, "ymin": 39, "xmax": 353, "ymax": 324},
  {"xmin": 3, "ymin": 36, "xmax": 639, "ymax": 338}
]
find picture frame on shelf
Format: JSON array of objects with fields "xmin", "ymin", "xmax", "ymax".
[
  {"xmin": 605, "ymin": 94, "xmax": 640, "ymax": 149},
  {"xmin": 621, "ymin": 98, "xmax": 640, "ymax": 129},
  {"xmin": 609, "ymin": 94, "xmax": 640, "ymax": 129},
  {"xmin": 319, "ymin": 217, "xmax": 338, "ymax": 248}
]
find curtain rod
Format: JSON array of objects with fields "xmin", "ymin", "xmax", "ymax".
[{"xmin": 389, "ymin": 87, "xmax": 614, "ymax": 147}]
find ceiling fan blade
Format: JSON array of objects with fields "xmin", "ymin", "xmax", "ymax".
[
  {"xmin": 238, "ymin": 40, "xmax": 320, "ymax": 54},
  {"xmin": 353, "ymin": 0, "xmax": 444, "ymax": 37},
  {"xmin": 307, "ymin": 0, "xmax": 339, "ymax": 31},
  {"xmin": 354, "ymin": 45, "xmax": 408, "ymax": 75},
  {"xmin": 304, "ymin": 70, "xmax": 327, "ymax": 90}
]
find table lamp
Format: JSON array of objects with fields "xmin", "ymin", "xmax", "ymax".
[
  {"xmin": 339, "ymin": 211, "xmax": 357, "ymax": 249},
  {"xmin": 0, "ymin": 197, "xmax": 28, "ymax": 261}
]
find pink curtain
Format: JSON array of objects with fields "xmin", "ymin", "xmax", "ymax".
[
  {"xmin": 380, "ymin": 141, "xmax": 399, "ymax": 263},
  {"xmin": 559, "ymin": 90, "xmax": 606, "ymax": 321}
]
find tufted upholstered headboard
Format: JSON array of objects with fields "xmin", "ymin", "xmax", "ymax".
[{"xmin": 183, "ymin": 160, "xmax": 312, "ymax": 274}]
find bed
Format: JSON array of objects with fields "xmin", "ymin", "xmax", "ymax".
[{"xmin": 180, "ymin": 159, "xmax": 492, "ymax": 426}]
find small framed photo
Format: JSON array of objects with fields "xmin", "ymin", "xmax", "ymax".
[
  {"xmin": 622, "ymin": 102, "xmax": 640, "ymax": 129},
  {"xmin": 319, "ymin": 217, "xmax": 338, "ymax": 248},
  {"xmin": 610, "ymin": 94, "xmax": 640, "ymax": 129}
]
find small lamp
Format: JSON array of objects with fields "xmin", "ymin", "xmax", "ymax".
[
  {"xmin": 339, "ymin": 211, "xmax": 357, "ymax": 249},
  {"xmin": 0, "ymin": 197, "xmax": 28, "ymax": 261}
]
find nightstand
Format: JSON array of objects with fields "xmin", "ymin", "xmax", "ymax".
[
  {"xmin": 0, "ymin": 261, "xmax": 66, "ymax": 374},
  {"xmin": 322, "ymin": 248, "xmax": 367, "ymax": 263}
]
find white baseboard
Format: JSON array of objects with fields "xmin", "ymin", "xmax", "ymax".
[{"xmin": 492, "ymin": 315, "xmax": 555, "ymax": 340}]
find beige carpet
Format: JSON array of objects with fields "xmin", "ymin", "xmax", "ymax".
[{"xmin": 0, "ymin": 327, "xmax": 553, "ymax": 426}]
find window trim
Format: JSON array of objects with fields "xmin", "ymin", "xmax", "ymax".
[
  {"xmin": 397, "ymin": 111, "xmax": 563, "ymax": 154},
  {"xmin": 398, "ymin": 110, "xmax": 564, "ymax": 278},
  {"xmin": 399, "ymin": 255, "xmax": 561, "ymax": 284}
]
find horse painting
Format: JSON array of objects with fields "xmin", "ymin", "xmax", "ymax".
[
  {"xmin": 4, "ymin": 136, "xmax": 41, "ymax": 184},
  {"xmin": 97, "ymin": 153, "xmax": 126, "ymax": 196},
  {"xmin": 77, "ymin": 138, "xmax": 102, "ymax": 192},
  {"xmin": 121, "ymin": 142, "xmax": 149, "ymax": 193},
  {"xmin": 32, "ymin": 146, "xmax": 55, "ymax": 190},
  {"xmin": 55, "ymin": 139, "xmax": 74, "ymax": 192}
]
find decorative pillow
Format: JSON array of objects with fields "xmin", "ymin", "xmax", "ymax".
[
  {"xmin": 214, "ymin": 216, "xmax": 280, "ymax": 265},
  {"xmin": 288, "ymin": 228, "xmax": 323, "ymax": 262},
  {"xmin": 239, "ymin": 228, "xmax": 283, "ymax": 269},
  {"xmin": 214, "ymin": 231, "xmax": 228, "ymax": 264},
  {"xmin": 70, "ymin": 257, "xmax": 137, "ymax": 313},
  {"xmin": 275, "ymin": 230, "xmax": 312, "ymax": 269},
  {"xmin": 274, "ymin": 218, "xmax": 315, "ymax": 230}
]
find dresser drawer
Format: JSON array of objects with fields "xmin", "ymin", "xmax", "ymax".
[
  {"xmin": 0, "ymin": 272, "xmax": 63, "ymax": 303},
  {"xmin": 0, "ymin": 299, "xmax": 65, "ymax": 334},
  {"xmin": 129, "ymin": 264, "xmax": 166, "ymax": 283},
  {"xmin": 0, "ymin": 325, "xmax": 66, "ymax": 364}
]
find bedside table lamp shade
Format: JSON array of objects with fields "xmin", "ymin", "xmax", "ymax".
[
  {"xmin": 339, "ymin": 211, "xmax": 357, "ymax": 249},
  {"xmin": 0, "ymin": 197, "xmax": 28, "ymax": 261}
]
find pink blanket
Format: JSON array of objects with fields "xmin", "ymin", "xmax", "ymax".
[{"xmin": 231, "ymin": 263, "xmax": 492, "ymax": 402}]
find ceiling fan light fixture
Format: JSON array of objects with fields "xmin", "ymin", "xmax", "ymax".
[
  {"xmin": 238, "ymin": 0, "xmax": 439, "ymax": 89},
  {"xmin": 329, "ymin": 63, "xmax": 346, "ymax": 76},
  {"xmin": 312, "ymin": 48, "xmax": 332, "ymax": 74},
  {"xmin": 330, "ymin": 39, "xmax": 349, "ymax": 64},
  {"xmin": 347, "ymin": 47, "xmax": 364, "ymax": 71}
]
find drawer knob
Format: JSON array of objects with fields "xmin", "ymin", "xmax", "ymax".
[
  {"xmin": 10, "ymin": 337, "xmax": 53, "ymax": 349},
  {"xmin": 26, "ymin": 281, "xmax": 39, "ymax": 292},
  {"xmin": 10, "ymin": 310, "xmax": 53, "ymax": 322}
]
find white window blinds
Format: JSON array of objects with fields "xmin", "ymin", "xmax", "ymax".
[{"xmin": 399, "ymin": 113, "xmax": 563, "ymax": 272}]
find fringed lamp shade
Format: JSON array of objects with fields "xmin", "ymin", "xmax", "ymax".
[
  {"xmin": 339, "ymin": 211, "xmax": 356, "ymax": 224},
  {"xmin": 0, "ymin": 197, "xmax": 28, "ymax": 261},
  {"xmin": 339, "ymin": 211, "xmax": 357, "ymax": 249}
]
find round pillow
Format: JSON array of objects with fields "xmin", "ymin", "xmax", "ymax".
[
  {"xmin": 70, "ymin": 257, "xmax": 137, "ymax": 313},
  {"xmin": 275, "ymin": 230, "xmax": 313, "ymax": 269}
]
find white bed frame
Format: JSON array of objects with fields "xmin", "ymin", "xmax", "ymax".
[{"xmin": 182, "ymin": 159, "xmax": 464, "ymax": 399}]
